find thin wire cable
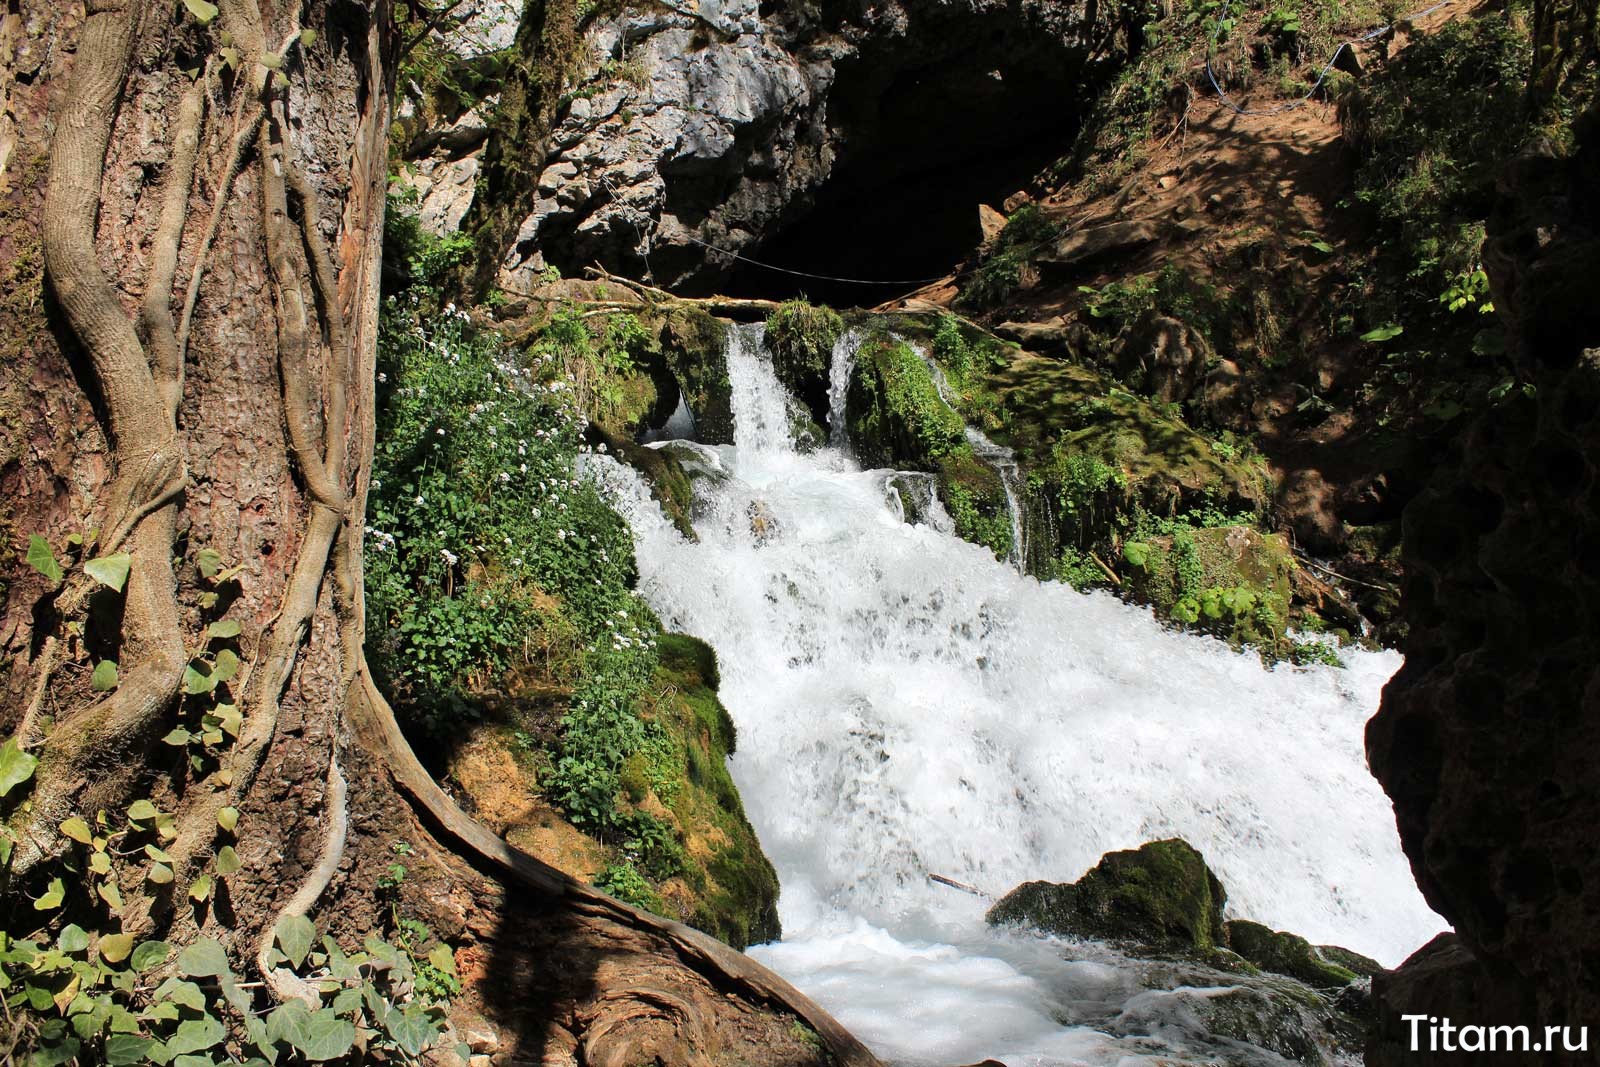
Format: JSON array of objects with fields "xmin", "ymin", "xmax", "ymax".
[
  {"xmin": 1205, "ymin": 0, "xmax": 1454, "ymax": 116},
  {"xmin": 676, "ymin": 231, "xmax": 954, "ymax": 286}
]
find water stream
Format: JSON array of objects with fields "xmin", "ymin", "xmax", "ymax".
[{"xmin": 585, "ymin": 327, "xmax": 1443, "ymax": 1066}]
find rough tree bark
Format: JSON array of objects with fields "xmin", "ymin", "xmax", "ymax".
[{"xmin": 0, "ymin": 2, "xmax": 876, "ymax": 1063}]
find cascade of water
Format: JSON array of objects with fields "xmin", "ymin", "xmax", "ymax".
[
  {"xmin": 827, "ymin": 329, "xmax": 865, "ymax": 447},
  {"xmin": 726, "ymin": 322, "xmax": 792, "ymax": 455},
  {"xmin": 586, "ymin": 325, "xmax": 1442, "ymax": 1067}
]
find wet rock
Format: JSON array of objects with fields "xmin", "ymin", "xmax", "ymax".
[
  {"xmin": 1225, "ymin": 919, "xmax": 1372, "ymax": 988},
  {"xmin": 988, "ymin": 838, "xmax": 1228, "ymax": 953},
  {"xmin": 1368, "ymin": 934, "xmax": 1545, "ymax": 1067}
]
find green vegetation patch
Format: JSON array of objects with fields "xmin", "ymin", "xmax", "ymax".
[
  {"xmin": 765, "ymin": 299, "xmax": 844, "ymax": 410},
  {"xmin": 846, "ymin": 335, "xmax": 966, "ymax": 469}
]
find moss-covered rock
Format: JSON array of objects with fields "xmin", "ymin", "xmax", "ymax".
[
  {"xmin": 587, "ymin": 425, "xmax": 697, "ymax": 540},
  {"xmin": 1122, "ymin": 525, "xmax": 1294, "ymax": 648},
  {"xmin": 659, "ymin": 306, "xmax": 733, "ymax": 445},
  {"xmin": 650, "ymin": 634, "xmax": 781, "ymax": 949},
  {"xmin": 988, "ymin": 838, "xmax": 1228, "ymax": 952},
  {"xmin": 846, "ymin": 335, "xmax": 965, "ymax": 469},
  {"xmin": 1225, "ymin": 919, "xmax": 1369, "ymax": 988},
  {"xmin": 936, "ymin": 451, "xmax": 1013, "ymax": 560},
  {"xmin": 765, "ymin": 299, "xmax": 843, "ymax": 427}
]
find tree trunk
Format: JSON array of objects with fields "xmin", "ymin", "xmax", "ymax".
[{"xmin": 0, "ymin": 2, "xmax": 875, "ymax": 1063}]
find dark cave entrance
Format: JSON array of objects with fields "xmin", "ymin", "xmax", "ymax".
[{"xmin": 717, "ymin": 8, "xmax": 1103, "ymax": 308}]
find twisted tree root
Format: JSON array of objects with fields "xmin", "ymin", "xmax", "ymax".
[{"xmin": 257, "ymin": 752, "xmax": 348, "ymax": 1007}]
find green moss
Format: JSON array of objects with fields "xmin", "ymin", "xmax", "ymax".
[
  {"xmin": 936, "ymin": 450, "xmax": 1013, "ymax": 560},
  {"xmin": 846, "ymin": 336, "xmax": 965, "ymax": 469},
  {"xmin": 956, "ymin": 204, "xmax": 1064, "ymax": 311},
  {"xmin": 988, "ymin": 838, "xmax": 1228, "ymax": 953},
  {"xmin": 650, "ymin": 633, "xmax": 779, "ymax": 949},
  {"xmin": 765, "ymin": 299, "xmax": 843, "ymax": 408},
  {"xmin": 1124, "ymin": 525, "xmax": 1293, "ymax": 649},
  {"xmin": 1224, "ymin": 920, "xmax": 1361, "ymax": 988},
  {"xmin": 660, "ymin": 306, "xmax": 733, "ymax": 444},
  {"xmin": 591, "ymin": 425, "xmax": 697, "ymax": 540}
]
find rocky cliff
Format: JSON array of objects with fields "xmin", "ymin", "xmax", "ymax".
[
  {"xmin": 1366, "ymin": 95, "xmax": 1600, "ymax": 1055},
  {"xmin": 401, "ymin": 0, "xmax": 1134, "ymax": 296}
]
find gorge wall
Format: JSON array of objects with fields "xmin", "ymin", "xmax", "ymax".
[
  {"xmin": 1366, "ymin": 96, "xmax": 1600, "ymax": 1055},
  {"xmin": 402, "ymin": 0, "xmax": 1136, "ymax": 297}
]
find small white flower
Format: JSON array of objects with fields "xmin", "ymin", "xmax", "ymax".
[
  {"xmin": 436, "ymin": 427, "xmax": 445, "ymax": 436},
  {"xmin": 414, "ymin": 495, "xmax": 425, "ymax": 505},
  {"xmin": 377, "ymin": 372, "xmax": 388, "ymax": 383}
]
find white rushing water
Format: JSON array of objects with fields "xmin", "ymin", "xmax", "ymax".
[{"xmin": 586, "ymin": 327, "xmax": 1444, "ymax": 1066}]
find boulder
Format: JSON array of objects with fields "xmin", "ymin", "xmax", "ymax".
[
  {"xmin": 1200, "ymin": 356, "xmax": 1253, "ymax": 430},
  {"xmin": 1225, "ymin": 919, "xmax": 1375, "ymax": 988},
  {"xmin": 1036, "ymin": 219, "xmax": 1161, "ymax": 269},
  {"xmin": 1115, "ymin": 309, "xmax": 1210, "ymax": 403},
  {"xmin": 987, "ymin": 838, "xmax": 1228, "ymax": 952}
]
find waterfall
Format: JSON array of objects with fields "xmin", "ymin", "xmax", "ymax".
[
  {"xmin": 587, "ymin": 325, "xmax": 1443, "ymax": 1067},
  {"xmin": 827, "ymin": 328, "xmax": 864, "ymax": 447}
]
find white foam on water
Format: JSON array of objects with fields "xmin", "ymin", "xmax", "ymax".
[{"xmin": 585, "ymin": 327, "xmax": 1445, "ymax": 1066}]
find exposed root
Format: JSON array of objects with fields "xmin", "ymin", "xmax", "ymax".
[
  {"xmin": 257, "ymin": 752, "xmax": 348, "ymax": 1007},
  {"xmin": 143, "ymin": 76, "xmax": 207, "ymax": 418},
  {"xmin": 344, "ymin": 665, "xmax": 883, "ymax": 1067}
]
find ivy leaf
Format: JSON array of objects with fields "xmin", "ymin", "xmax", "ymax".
[
  {"xmin": 127, "ymin": 799, "xmax": 159, "ymax": 823},
  {"xmin": 177, "ymin": 939, "xmax": 229, "ymax": 979},
  {"xmin": 84, "ymin": 552, "xmax": 133, "ymax": 592},
  {"xmin": 144, "ymin": 843, "xmax": 173, "ymax": 864},
  {"xmin": 99, "ymin": 933, "xmax": 135, "ymax": 963},
  {"xmin": 181, "ymin": 0, "xmax": 220, "ymax": 23},
  {"xmin": 147, "ymin": 862, "xmax": 175, "ymax": 886},
  {"xmin": 34, "ymin": 876, "xmax": 65, "ymax": 910},
  {"xmin": 57, "ymin": 924, "xmax": 90, "ymax": 953},
  {"xmin": 59, "ymin": 817, "xmax": 92, "ymax": 844},
  {"xmin": 98, "ymin": 879, "xmax": 125, "ymax": 910},
  {"xmin": 90, "ymin": 850, "xmax": 113, "ymax": 875},
  {"xmin": 1359, "ymin": 323, "xmax": 1404, "ymax": 343},
  {"xmin": 208, "ymin": 619, "xmax": 241, "ymax": 640},
  {"xmin": 188, "ymin": 874, "xmax": 213, "ymax": 903},
  {"xmin": 216, "ymin": 704, "xmax": 242, "ymax": 739},
  {"xmin": 91, "ymin": 660, "xmax": 119, "ymax": 691},
  {"xmin": 0, "ymin": 738, "xmax": 40, "ymax": 797},
  {"xmin": 104, "ymin": 1033, "xmax": 155, "ymax": 1065},
  {"xmin": 427, "ymin": 942, "xmax": 457, "ymax": 976},
  {"xmin": 384, "ymin": 1003, "xmax": 437, "ymax": 1057},
  {"xmin": 274, "ymin": 914, "xmax": 316, "ymax": 968},
  {"xmin": 167, "ymin": 1015, "xmax": 225, "ymax": 1055},
  {"xmin": 26, "ymin": 534, "xmax": 63, "ymax": 582},
  {"xmin": 130, "ymin": 940, "xmax": 172, "ymax": 972},
  {"xmin": 215, "ymin": 845, "xmax": 242, "ymax": 876},
  {"xmin": 259, "ymin": 51, "xmax": 284, "ymax": 69},
  {"xmin": 291, "ymin": 1009, "xmax": 356, "ymax": 1061},
  {"xmin": 182, "ymin": 664, "xmax": 216, "ymax": 695},
  {"xmin": 195, "ymin": 548, "xmax": 223, "ymax": 579},
  {"xmin": 266, "ymin": 1001, "xmax": 314, "ymax": 1049},
  {"xmin": 218, "ymin": 806, "xmax": 240, "ymax": 832},
  {"xmin": 212, "ymin": 648, "xmax": 240, "ymax": 683},
  {"xmin": 162, "ymin": 728, "xmax": 194, "ymax": 746},
  {"xmin": 219, "ymin": 46, "xmax": 241, "ymax": 70}
]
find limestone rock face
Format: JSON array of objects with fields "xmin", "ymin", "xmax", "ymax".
[
  {"xmin": 457, "ymin": 0, "xmax": 1124, "ymax": 292},
  {"xmin": 1367, "ymin": 104, "xmax": 1600, "ymax": 1031}
]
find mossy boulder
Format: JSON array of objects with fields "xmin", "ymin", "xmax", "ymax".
[
  {"xmin": 587, "ymin": 425, "xmax": 697, "ymax": 540},
  {"xmin": 659, "ymin": 306, "xmax": 733, "ymax": 445},
  {"xmin": 650, "ymin": 634, "xmax": 781, "ymax": 949},
  {"xmin": 936, "ymin": 451, "xmax": 1013, "ymax": 560},
  {"xmin": 765, "ymin": 299, "xmax": 844, "ymax": 427},
  {"xmin": 988, "ymin": 838, "xmax": 1228, "ymax": 952},
  {"xmin": 1122, "ymin": 525, "xmax": 1294, "ymax": 647},
  {"xmin": 1225, "ymin": 919, "xmax": 1376, "ymax": 988},
  {"xmin": 846, "ymin": 335, "xmax": 965, "ymax": 469}
]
